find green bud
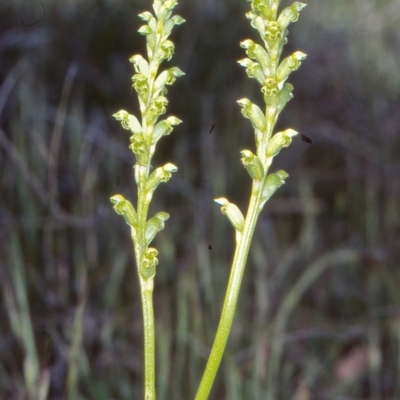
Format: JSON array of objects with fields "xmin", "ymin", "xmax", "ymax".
[
  {"xmin": 260, "ymin": 170, "xmax": 289, "ymax": 209},
  {"xmin": 132, "ymin": 74, "xmax": 149, "ymax": 103},
  {"xmin": 250, "ymin": 0, "xmax": 273, "ymax": 20},
  {"xmin": 154, "ymin": 67, "xmax": 185, "ymax": 96},
  {"xmin": 138, "ymin": 11, "xmax": 154, "ymax": 22},
  {"xmin": 129, "ymin": 54, "xmax": 149, "ymax": 76},
  {"xmin": 237, "ymin": 58, "xmax": 266, "ymax": 86},
  {"xmin": 160, "ymin": 40, "xmax": 175, "ymax": 61},
  {"xmin": 277, "ymin": 82, "xmax": 294, "ymax": 114},
  {"xmin": 240, "ymin": 150, "xmax": 265, "ymax": 181},
  {"xmin": 162, "ymin": 15, "xmax": 185, "ymax": 40},
  {"xmin": 152, "ymin": 116, "xmax": 182, "ymax": 142},
  {"xmin": 214, "ymin": 198, "xmax": 245, "ymax": 233},
  {"xmin": 277, "ymin": 2, "xmax": 307, "ymax": 31},
  {"xmin": 145, "ymin": 212, "xmax": 170, "ymax": 245},
  {"xmin": 261, "ymin": 77, "xmax": 279, "ymax": 105},
  {"xmin": 250, "ymin": 15, "xmax": 265, "ymax": 36},
  {"xmin": 149, "ymin": 95, "xmax": 169, "ymax": 116},
  {"xmin": 264, "ymin": 21, "xmax": 282, "ymax": 47},
  {"xmin": 113, "ymin": 110, "xmax": 130, "ymax": 130},
  {"xmin": 237, "ymin": 98, "xmax": 267, "ymax": 132},
  {"xmin": 145, "ymin": 163, "xmax": 178, "ymax": 194},
  {"xmin": 110, "ymin": 195, "xmax": 138, "ymax": 227},
  {"xmin": 140, "ymin": 248, "xmax": 158, "ymax": 280},
  {"xmin": 277, "ymin": 51, "xmax": 307, "ymax": 84},
  {"xmin": 157, "ymin": 1, "xmax": 178, "ymax": 21},
  {"xmin": 266, "ymin": 128, "xmax": 298, "ymax": 158},
  {"xmin": 240, "ymin": 40, "xmax": 271, "ymax": 71},
  {"xmin": 138, "ymin": 25, "xmax": 152, "ymax": 36},
  {"xmin": 113, "ymin": 111, "xmax": 142, "ymax": 134},
  {"xmin": 129, "ymin": 134, "xmax": 147, "ymax": 164}
]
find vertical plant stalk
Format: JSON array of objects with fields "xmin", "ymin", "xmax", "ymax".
[
  {"xmin": 110, "ymin": 1, "xmax": 185, "ymax": 399},
  {"xmin": 195, "ymin": 1, "xmax": 307, "ymax": 399}
]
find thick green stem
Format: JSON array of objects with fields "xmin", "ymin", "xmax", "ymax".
[{"xmin": 194, "ymin": 179, "xmax": 265, "ymax": 400}]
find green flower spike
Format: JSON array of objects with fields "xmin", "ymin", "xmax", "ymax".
[
  {"xmin": 110, "ymin": 1, "xmax": 184, "ymax": 399},
  {"xmin": 195, "ymin": 2, "xmax": 308, "ymax": 399}
]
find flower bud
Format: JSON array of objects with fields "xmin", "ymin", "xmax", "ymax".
[
  {"xmin": 277, "ymin": 51, "xmax": 307, "ymax": 84},
  {"xmin": 237, "ymin": 58, "xmax": 266, "ymax": 86},
  {"xmin": 140, "ymin": 248, "xmax": 158, "ymax": 280},
  {"xmin": 145, "ymin": 212, "xmax": 170, "ymax": 245},
  {"xmin": 277, "ymin": 2, "xmax": 307, "ymax": 31},
  {"xmin": 259, "ymin": 170, "xmax": 289, "ymax": 210},
  {"xmin": 138, "ymin": 11, "xmax": 153, "ymax": 22},
  {"xmin": 154, "ymin": 67, "xmax": 185, "ymax": 96},
  {"xmin": 214, "ymin": 198, "xmax": 245, "ymax": 233},
  {"xmin": 129, "ymin": 54, "xmax": 149, "ymax": 76},
  {"xmin": 138, "ymin": 25, "xmax": 152, "ymax": 36},
  {"xmin": 152, "ymin": 116, "xmax": 182, "ymax": 142},
  {"xmin": 129, "ymin": 134, "xmax": 147, "ymax": 164},
  {"xmin": 240, "ymin": 150, "xmax": 265, "ymax": 181},
  {"xmin": 110, "ymin": 195, "xmax": 138, "ymax": 227},
  {"xmin": 162, "ymin": 15, "xmax": 185, "ymax": 40},
  {"xmin": 277, "ymin": 83, "xmax": 294, "ymax": 114},
  {"xmin": 145, "ymin": 163, "xmax": 178, "ymax": 194},
  {"xmin": 240, "ymin": 40, "xmax": 271, "ymax": 71},
  {"xmin": 237, "ymin": 98, "xmax": 267, "ymax": 132},
  {"xmin": 266, "ymin": 128, "xmax": 298, "ymax": 158},
  {"xmin": 149, "ymin": 95, "xmax": 168, "ymax": 116},
  {"xmin": 160, "ymin": 40, "xmax": 175, "ymax": 61}
]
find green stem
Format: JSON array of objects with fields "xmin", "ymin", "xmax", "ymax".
[
  {"xmin": 134, "ymin": 181, "xmax": 156, "ymax": 400},
  {"xmin": 195, "ymin": 178, "xmax": 265, "ymax": 400},
  {"xmin": 140, "ymin": 277, "xmax": 156, "ymax": 400}
]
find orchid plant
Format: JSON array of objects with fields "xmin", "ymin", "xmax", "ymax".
[{"xmin": 110, "ymin": 0, "xmax": 307, "ymax": 399}]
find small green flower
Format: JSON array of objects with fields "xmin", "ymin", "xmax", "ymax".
[
  {"xmin": 277, "ymin": 82, "xmax": 294, "ymax": 114},
  {"xmin": 145, "ymin": 212, "xmax": 170, "ymax": 245},
  {"xmin": 138, "ymin": 24, "xmax": 153, "ymax": 36},
  {"xmin": 261, "ymin": 77, "xmax": 279, "ymax": 105},
  {"xmin": 264, "ymin": 21, "xmax": 282, "ymax": 44},
  {"xmin": 237, "ymin": 58, "xmax": 266, "ymax": 85},
  {"xmin": 113, "ymin": 110, "xmax": 130, "ymax": 130},
  {"xmin": 259, "ymin": 170, "xmax": 289, "ymax": 210},
  {"xmin": 240, "ymin": 40, "xmax": 271, "ymax": 71},
  {"xmin": 160, "ymin": 40, "xmax": 175, "ymax": 61},
  {"xmin": 237, "ymin": 98, "xmax": 267, "ymax": 133},
  {"xmin": 140, "ymin": 248, "xmax": 159, "ymax": 280},
  {"xmin": 277, "ymin": 2, "xmax": 307, "ymax": 31},
  {"xmin": 132, "ymin": 73, "xmax": 149, "ymax": 102},
  {"xmin": 145, "ymin": 163, "xmax": 178, "ymax": 195},
  {"xmin": 266, "ymin": 128, "xmax": 298, "ymax": 158},
  {"xmin": 110, "ymin": 195, "xmax": 138, "ymax": 228},
  {"xmin": 277, "ymin": 51, "xmax": 307, "ymax": 85},
  {"xmin": 130, "ymin": 54, "xmax": 150, "ymax": 76},
  {"xmin": 152, "ymin": 116, "xmax": 182, "ymax": 142},
  {"xmin": 149, "ymin": 95, "xmax": 169, "ymax": 116},
  {"xmin": 240, "ymin": 150, "xmax": 265, "ymax": 181},
  {"xmin": 214, "ymin": 198, "xmax": 245, "ymax": 233}
]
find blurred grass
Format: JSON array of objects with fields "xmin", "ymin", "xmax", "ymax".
[{"xmin": 1, "ymin": 0, "xmax": 400, "ymax": 399}]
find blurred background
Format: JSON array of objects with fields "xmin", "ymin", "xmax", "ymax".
[{"xmin": 1, "ymin": 0, "xmax": 400, "ymax": 399}]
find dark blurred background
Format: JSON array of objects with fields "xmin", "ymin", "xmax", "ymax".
[{"xmin": 1, "ymin": 0, "xmax": 400, "ymax": 399}]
